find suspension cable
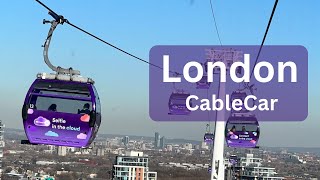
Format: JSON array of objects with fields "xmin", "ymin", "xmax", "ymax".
[
  {"xmin": 66, "ymin": 21, "xmax": 164, "ymax": 71},
  {"xmin": 208, "ymin": 0, "xmax": 222, "ymax": 135},
  {"xmin": 209, "ymin": 0, "xmax": 222, "ymax": 46},
  {"xmin": 247, "ymin": 0, "xmax": 279, "ymax": 88}
]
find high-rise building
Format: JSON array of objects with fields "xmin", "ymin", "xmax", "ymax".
[
  {"xmin": 57, "ymin": 146, "xmax": 67, "ymax": 156},
  {"xmin": 194, "ymin": 145, "xmax": 200, "ymax": 150},
  {"xmin": 160, "ymin": 136, "xmax": 165, "ymax": 149},
  {"xmin": 97, "ymin": 148, "xmax": 105, "ymax": 156},
  {"xmin": 123, "ymin": 136, "xmax": 129, "ymax": 146},
  {"xmin": 141, "ymin": 143, "xmax": 146, "ymax": 150},
  {"xmin": 0, "ymin": 121, "xmax": 4, "ymax": 177},
  {"xmin": 106, "ymin": 140, "xmax": 111, "ymax": 147},
  {"xmin": 239, "ymin": 153, "xmax": 262, "ymax": 167},
  {"xmin": 154, "ymin": 132, "xmax": 160, "ymax": 148},
  {"xmin": 112, "ymin": 151, "xmax": 157, "ymax": 180}
]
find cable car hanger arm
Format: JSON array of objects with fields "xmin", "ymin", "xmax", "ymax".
[
  {"xmin": 43, "ymin": 18, "xmax": 80, "ymax": 75},
  {"xmin": 37, "ymin": 0, "xmax": 81, "ymax": 75}
]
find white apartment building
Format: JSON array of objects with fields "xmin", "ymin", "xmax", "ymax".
[
  {"xmin": 240, "ymin": 153, "xmax": 262, "ymax": 167},
  {"xmin": 112, "ymin": 151, "xmax": 157, "ymax": 180},
  {"xmin": 241, "ymin": 167, "xmax": 284, "ymax": 180},
  {"xmin": 229, "ymin": 154, "xmax": 284, "ymax": 180}
]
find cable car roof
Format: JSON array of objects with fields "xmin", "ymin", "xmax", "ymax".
[
  {"xmin": 37, "ymin": 73, "xmax": 95, "ymax": 84},
  {"xmin": 228, "ymin": 113, "xmax": 258, "ymax": 124},
  {"xmin": 227, "ymin": 120, "xmax": 258, "ymax": 125},
  {"xmin": 170, "ymin": 93, "xmax": 190, "ymax": 99}
]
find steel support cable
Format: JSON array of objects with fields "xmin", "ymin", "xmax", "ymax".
[
  {"xmin": 208, "ymin": 0, "xmax": 223, "ymax": 136},
  {"xmin": 209, "ymin": 0, "xmax": 222, "ymax": 46},
  {"xmin": 246, "ymin": 0, "xmax": 279, "ymax": 90}
]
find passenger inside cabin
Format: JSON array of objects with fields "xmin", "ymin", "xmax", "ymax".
[
  {"xmin": 242, "ymin": 126, "xmax": 246, "ymax": 132},
  {"xmin": 48, "ymin": 104, "xmax": 57, "ymax": 111},
  {"xmin": 231, "ymin": 125, "xmax": 236, "ymax": 132},
  {"xmin": 228, "ymin": 125, "xmax": 236, "ymax": 135},
  {"xmin": 79, "ymin": 103, "xmax": 91, "ymax": 114}
]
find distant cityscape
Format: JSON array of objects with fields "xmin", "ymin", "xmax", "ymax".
[{"xmin": 0, "ymin": 126, "xmax": 319, "ymax": 179}]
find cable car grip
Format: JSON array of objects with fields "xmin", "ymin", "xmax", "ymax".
[{"xmin": 42, "ymin": 10, "xmax": 80, "ymax": 76}]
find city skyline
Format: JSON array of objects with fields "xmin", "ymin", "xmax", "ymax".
[{"xmin": 2, "ymin": 127, "xmax": 320, "ymax": 179}]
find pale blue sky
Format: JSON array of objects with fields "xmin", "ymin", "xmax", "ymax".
[{"xmin": 0, "ymin": 0, "xmax": 319, "ymax": 147}]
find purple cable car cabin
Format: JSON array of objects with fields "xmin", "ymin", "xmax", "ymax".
[
  {"xmin": 225, "ymin": 113, "xmax": 259, "ymax": 148},
  {"xmin": 230, "ymin": 91, "xmax": 250, "ymax": 113},
  {"xmin": 196, "ymin": 75, "xmax": 211, "ymax": 89},
  {"xmin": 168, "ymin": 92, "xmax": 191, "ymax": 115},
  {"xmin": 229, "ymin": 155, "xmax": 238, "ymax": 165},
  {"xmin": 204, "ymin": 132, "xmax": 214, "ymax": 143},
  {"xmin": 22, "ymin": 77, "xmax": 101, "ymax": 148}
]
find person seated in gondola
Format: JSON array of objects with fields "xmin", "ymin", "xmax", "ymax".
[
  {"xmin": 78, "ymin": 103, "xmax": 91, "ymax": 114},
  {"xmin": 242, "ymin": 126, "xmax": 246, "ymax": 132},
  {"xmin": 228, "ymin": 125, "xmax": 236, "ymax": 135},
  {"xmin": 48, "ymin": 104, "xmax": 57, "ymax": 111},
  {"xmin": 231, "ymin": 126, "xmax": 236, "ymax": 132}
]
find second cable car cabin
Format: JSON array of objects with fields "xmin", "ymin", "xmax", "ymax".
[
  {"xmin": 196, "ymin": 75, "xmax": 211, "ymax": 89},
  {"xmin": 204, "ymin": 124, "xmax": 214, "ymax": 143},
  {"xmin": 22, "ymin": 73, "xmax": 101, "ymax": 148},
  {"xmin": 168, "ymin": 90, "xmax": 192, "ymax": 115},
  {"xmin": 225, "ymin": 112, "xmax": 260, "ymax": 148},
  {"xmin": 229, "ymin": 155, "xmax": 238, "ymax": 166},
  {"xmin": 204, "ymin": 132, "xmax": 214, "ymax": 143}
]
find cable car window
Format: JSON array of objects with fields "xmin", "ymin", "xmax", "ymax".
[
  {"xmin": 33, "ymin": 81, "xmax": 90, "ymax": 94},
  {"xmin": 170, "ymin": 98, "xmax": 187, "ymax": 105},
  {"xmin": 92, "ymin": 86, "xmax": 101, "ymax": 113},
  {"xmin": 96, "ymin": 100, "xmax": 101, "ymax": 113},
  {"xmin": 29, "ymin": 95, "xmax": 92, "ymax": 114},
  {"xmin": 35, "ymin": 90, "xmax": 90, "ymax": 98},
  {"xmin": 227, "ymin": 124, "xmax": 258, "ymax": 132}
]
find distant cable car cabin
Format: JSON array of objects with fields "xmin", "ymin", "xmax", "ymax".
[
  {"xmin": 204, "ymin": 124, "xmax": 214, "ymax": 143},
  {"xmin": 168, "ymin": 90, "xmax": 192, "ymax": 115},
  {"xmin": 196, "ymin": 75, "xmax": 211, "ymax": 89}
]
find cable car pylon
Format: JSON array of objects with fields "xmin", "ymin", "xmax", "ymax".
[
  {"xmin": 209, "ymin": 0, "xmax": 279, "ymax": 179},
  {"xmin": 211, "ymin": 81, "xmax": 226, "ymax": 179}
]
